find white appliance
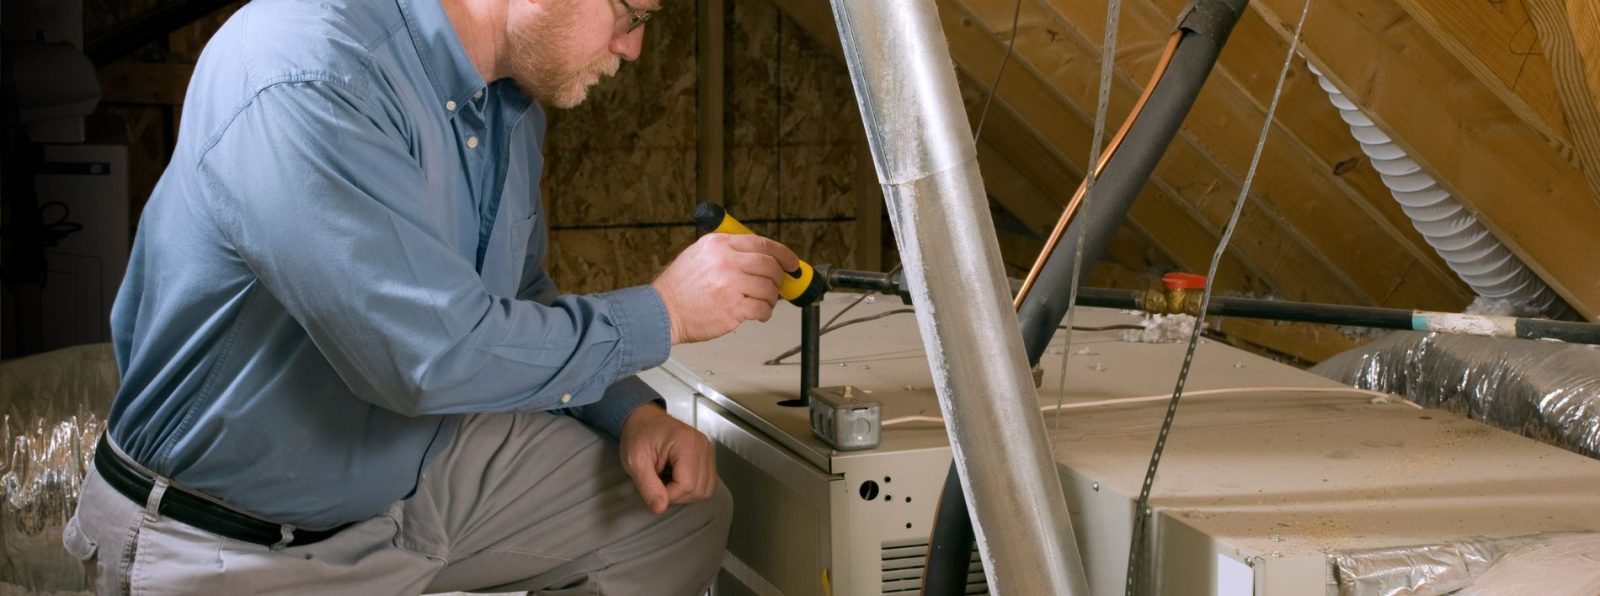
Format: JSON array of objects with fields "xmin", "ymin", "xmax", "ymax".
[{"xmin": 643, "ymin": 295, "xmax": 1600, "ymax": 595}]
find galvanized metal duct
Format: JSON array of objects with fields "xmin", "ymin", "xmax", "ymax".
[{"xmin": 827, "ymin": 1, "xmax": 1090, "ymax": 593}]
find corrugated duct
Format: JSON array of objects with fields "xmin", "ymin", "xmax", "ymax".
[{"xmin": 1306, "ymin": 62, "xmax": 1578, "ymax": 321}]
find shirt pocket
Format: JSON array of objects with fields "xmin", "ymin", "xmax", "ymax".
[{"xmin": 480, "ymin": 214, "xmax": 539, "ymax": 297}]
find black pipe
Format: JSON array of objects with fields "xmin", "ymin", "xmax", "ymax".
[
  {"xmin": 1015, "ymin": 0, "xmax": 1250, "ymax": 369},
  {"xmin": 1073, "ymin": 287, "xmax": 1600, "ymax": 345},
  {"xmin": 788, "ymin": 302, "xmax": 820, "ymax": 408},
  {"xmin": 1197, "ymin": 294, "xmax": 1412, "ymax": 328},
  {"xmin": 1518, "ymin": 318, "xmax": 1600, "ymax": 344},
  {"xmin": 825, "ymin": 270, "xmax": 1600, "ymax": 344},
  {"xmin": 1073, "ymin": 287, "xmax": 1415, "ymax": 328},
  {"xmin": 920, "ymin": 461, "xmax": 976, "ymax": 593},
  {"xmin": 927, "ymin": 1, "xmax": 1250, "ymax": 593}
]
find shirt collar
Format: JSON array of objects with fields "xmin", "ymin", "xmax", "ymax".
[{"xmin": 396, "ymin": 0, "xmax": 488, "ymax": 117}]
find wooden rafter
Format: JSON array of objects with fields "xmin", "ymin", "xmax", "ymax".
[
  {"xmin": 1021, "ymin": 0, "xmax": 1471, "ymax": 312},
  {"xmin": 946, "ymin": 0, "xmax": 1367, "ymax": 306},
  {"xmin": 939, "ymin": 0, "xmax": 1356, "ymax": 304},
  {"xmin": 1249, "ymin": 0, "xmax": 1600, "ymax": 320},
  {"xmin": 695, "ymin": 0, "xmax": 726, "ymax": 206},
  {"xmin": 1524, "ymin": 0, "xmax": 1600, "ymax": 209},
  {"xmin": 1390, "ymin": 0, "xmax": 1572, "ymax": 156},
  {"xmin": 1200, "ymin": 7, "xmax": 1473, "ymax": 308}
]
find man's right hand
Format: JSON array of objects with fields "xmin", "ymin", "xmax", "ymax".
[{"xmin": 651, "ymin": 233, "xmax": 801, "ymax": 345}]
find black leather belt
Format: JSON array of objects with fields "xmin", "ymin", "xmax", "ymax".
[{"xmin": 94, "ymin": 434, "xmax": 352, "ymax": 548}]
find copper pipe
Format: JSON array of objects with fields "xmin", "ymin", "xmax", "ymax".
[{"xmin": 1012, "ymin": 31, "xmax": 1183, "ymax": 310}]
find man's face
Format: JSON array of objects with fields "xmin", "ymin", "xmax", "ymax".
[{"xmin": 505, "ymin": 0, "xmax": 650, "ymax": 108}]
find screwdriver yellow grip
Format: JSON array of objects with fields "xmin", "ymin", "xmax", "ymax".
[{"xmin": 693, "ymin": 202, "xmax": 825, "ymax": 306}]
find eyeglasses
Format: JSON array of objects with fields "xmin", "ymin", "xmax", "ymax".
[{"xmin": 617, "ymin": 0, "xmax": 652, "ymax": 33}]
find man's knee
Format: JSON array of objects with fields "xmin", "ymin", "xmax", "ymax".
[
  {"xmin": 683, "ymin": 481, "xmax": 734, "ymax": 555},
  {"xmin": 662, "ymin": 479, "xmax": 732, "ymax": 583}
]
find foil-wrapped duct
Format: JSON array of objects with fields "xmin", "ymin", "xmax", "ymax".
[
  {"xmin": 1312, "ymin": 331, "xmax": 1600, "ymax": 458},
  {"xmin": 1328, "ymin": 533, "xmax": 1600, "ymax": 596},
  {"xmin": 2, "ymin": 344, "xmax": 117, "ymax": 593}
]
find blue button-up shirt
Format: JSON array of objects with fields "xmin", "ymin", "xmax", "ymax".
[{"xmin": 107, "ymin": 0, "xmax": 670, "ymax": 528}]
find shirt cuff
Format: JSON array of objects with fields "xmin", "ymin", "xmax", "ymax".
[
  {"xmin": 566, "ymin": 375, "xmax": 663, "ymax": 437},
  {"xmin": 597, "ymin": 284, "xmax": 672, "ymax": 375}
]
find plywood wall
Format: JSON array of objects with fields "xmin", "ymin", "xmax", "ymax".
[{"xmin": 546, "ymin": 1, "xmax": 871, "ymax": 294}]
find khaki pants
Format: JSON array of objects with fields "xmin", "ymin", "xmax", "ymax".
[{"xmin": 63, "ymin": 412, "xmax": 732, "ymax": 595}]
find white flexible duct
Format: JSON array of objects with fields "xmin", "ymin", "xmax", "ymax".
[{"xmin": 1307, "ymin": 62, "xmax": 1577, "ymax": 320}]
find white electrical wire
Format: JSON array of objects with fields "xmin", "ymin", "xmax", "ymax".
[{"xmin": 882, "ymin": 385, "xmax": 1416, "ymax": 427}]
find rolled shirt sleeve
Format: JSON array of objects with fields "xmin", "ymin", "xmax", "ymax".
[{"xmin": 199, "ymin": 78, "xmax": 670, "ymax": 418}]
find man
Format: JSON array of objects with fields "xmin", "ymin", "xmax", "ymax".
[{"xmin": 62, "ymin": 0, "xmax": 798, "ymax": 592}]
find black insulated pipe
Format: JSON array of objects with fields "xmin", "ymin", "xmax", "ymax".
[
  {"xmin": 922, "ymin": 461, "xmax": 977, "ymax": 593},
  {"xmin": 1072, "ymin": 287, "xmax": 1600, "ymax": 345},
  {"xmin": 925, "ymin": 2, "xmax": 1250, "ymax": 594},
  {"xmin": 793, "ymin": 303, "xmax": 821, "ymax": 407},
  {"xmin": 1015, "ymin": 0, "xmax": 1250, "ymax": 369}
]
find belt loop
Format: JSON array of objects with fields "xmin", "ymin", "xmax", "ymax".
[
  {"xmin": 145, "ymin": 477, "xmax": 170, "ymax": 521},
  {"xmin": 271, "ymin": 525, "xmax": 296, "ymax": 551}
]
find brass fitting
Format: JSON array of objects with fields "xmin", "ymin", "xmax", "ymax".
[{"xmin": 1141, "ymin": 272, "xmax": 1208, "ymax": 316}]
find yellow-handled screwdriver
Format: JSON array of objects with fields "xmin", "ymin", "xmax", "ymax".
[{"xmin": 693, "ymin": 202, "xmax": 827, "ymax": 306}]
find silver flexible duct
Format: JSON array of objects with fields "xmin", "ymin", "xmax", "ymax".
[
  {"xmin": 1305, "ymin": 62, "xmax": 1577, "ymax": 320},
  {"xmin": 1, "ymin": 344, "xmax": 115, "ymax": 593},
  {"xmin": 1312, "ymin": 331, "xmax": 1600, "ymax": 458},
  {"xmin": 828, "ymin": 0, "xmax": 1090, "ymax": 593},
  {"xmin": 1329, "ymin": 532, "xmax": 1600, "ymax": 596}
]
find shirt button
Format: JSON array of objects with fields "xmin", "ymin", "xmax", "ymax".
[
  {"xmin": 474, "ymin": 89, "xmax": 484, "ymax": 99},
  {"xmin": 445, "ymin": 100, "xmax": 457, "ymax": 111},
  {"xmin": 560, "ymin": 393, "xmax": 572, "ymax": 404},
  {"xmin": 466, "ymin": 136, "xmax": 479, "ymax": 149}
]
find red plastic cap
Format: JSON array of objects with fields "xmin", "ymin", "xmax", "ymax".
[{"xmin": 1162, "ymin": 272, "xmax": 1208, "ymax": 290}]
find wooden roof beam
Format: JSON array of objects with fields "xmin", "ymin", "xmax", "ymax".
[
  {"xmin": 1524, "ymin": 0, "xmax": 1600, "ymax": 211},
  {"xmin": 1249, "ymin": 0, "xmax": 1600, "ymax": 320},
  {"xmin": 1186, "ymin": 6, "xmax": 1475, "ymax": 309},
  {"xmin": 934, "ymin": 0, "xmax": 1338, "ymax": 303},
  {"xmin": 954, "ymin": 0, "xmax": 1445, "ymax": 309},
  {"xmin": 1389, "ymin": 0, "xmax": 1573, "ymax": 157}
]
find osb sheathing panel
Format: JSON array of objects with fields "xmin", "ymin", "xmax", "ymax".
[
  {"xmin": 770, "ymin": 221, "xmax": 856, "ymax": 272},
  {"xmin": 544, "ymin": 0, "xmax": 863, "ymax": 294},
  {"xmin": 728, "ymin": 1, "xmax": 860, "ymax": 221},
  {"xmin": 544, "ymin": 0, "xmax": 698, "ymax": 230},
  {"xmin": 548, "ymin": 227, "xmax": 699, "ymax": 294},
  {"xmin": 548, "ymin": 223, "xmax": 856, "ymax": 296},
  {"xmin": 544, "ymin": 146, "xmax": 698, "ymax": 226}
]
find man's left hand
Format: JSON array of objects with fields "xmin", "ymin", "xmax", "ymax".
[{"xmin": 619, "ymin": 404, "xmax": 718, "ymax": 515}]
